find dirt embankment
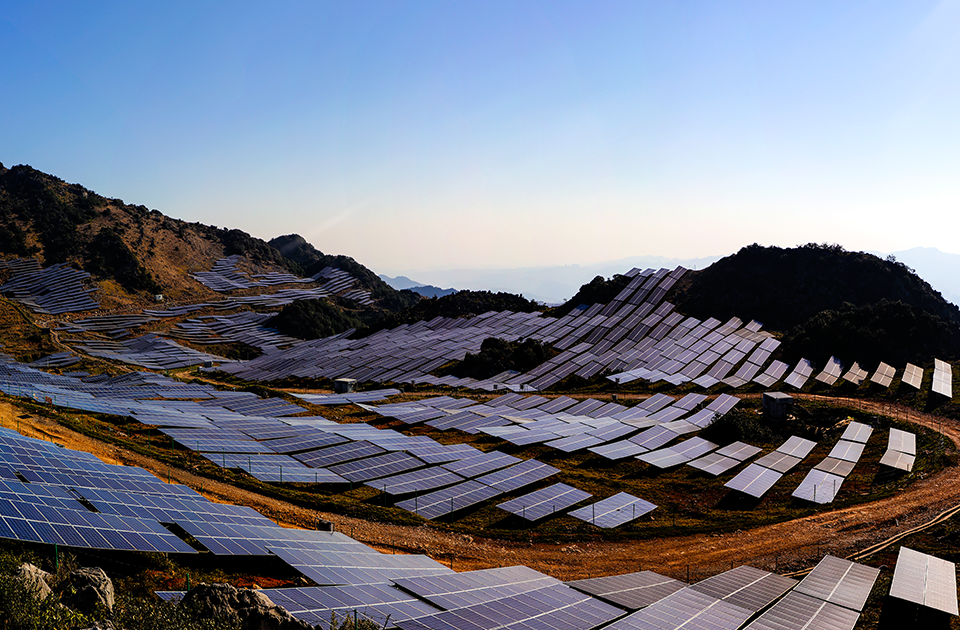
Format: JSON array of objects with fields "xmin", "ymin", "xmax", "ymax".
[{"xmin": 2, "ymin": 395, "xmax": 956, "ymax": 581}]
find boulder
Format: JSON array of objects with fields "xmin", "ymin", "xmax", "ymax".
[
  {"xmin": 181, "ymin": 583, "xmax": 312, "ymax": 630},
  {"xmin": 180, "ymin": 583, "xmax": 245, "ymax": 625},
  {"xmin": 60, "ymin": 567, "xmax": 115, "ymax": 615},
  {"xmin": 14, "ymin": 563, "xmax": 52, "ymax": 600}
]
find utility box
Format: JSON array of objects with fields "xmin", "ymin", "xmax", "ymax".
[
  {"xmin": 334, "ymin": 378, "xmax": 357, "ymax": 394},
  {"xmin": 763, "ymin": 392, "xmax": 793, "ymax": 420}
]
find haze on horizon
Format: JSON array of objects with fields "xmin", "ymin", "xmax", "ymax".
[{"xmin": 4, "ymin": 1, "xmax": 960, "ymax": 275}]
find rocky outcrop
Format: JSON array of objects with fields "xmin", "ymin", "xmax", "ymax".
[
  {"xmin": 59, "ymin": 567, "xmax": 115, "ymax": 615},
  {"xmin": 180, "ymin": 583, "xmax": 313, "ymax": 630},
  {"xmin": 14, "ymin": 563, "xmax": 52, "ymax": 600}
]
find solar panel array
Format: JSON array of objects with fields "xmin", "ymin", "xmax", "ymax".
[
  {"xmin": 166, "ymin": 311, "xmax": 302, "ymax": 351},
  {"xmin": 68, "ymin": 334, "xmax": 229, "ymax": 370},
  {"xmin": 743, "ymin": 555, "xmax": 879, "ymax": 630},
  {"xmin": 725, "ymin": 436, "xmax": 816, "ymax": 498},
  {"xmin": 0, "ymin": 362, "xmax": 569, "ymax": 523},
  {"xmin": 60, "ymin": 314, "xmax": 159, "ymax": 339},
  {"xmin": 215, "ymin": 266, "xmax": 790, "ymax": 394},
  {"xmin": 252, "ymin": 582, "xmax": 440, "ymax": 628},
  {"xmin": 395, "ymin": 572, "xmax": 625, "ymax": 630},
  {"xmin": 604, "ymin": 586, "xmax": 753, "ymax": 630},
  {"xmin": 794, "ymin": 422, "xmax": 871, "ymax": 504},
  {"xmin": 0, "ymin": 259, "xmax": 99, "ymax": 314},
  {"xmin": 889, "ymin": 546, "xmax": 959, "ymax": 616},
  {"xmin": 880, "ymin": 428, "xmax": 916, "ymax": 472}
]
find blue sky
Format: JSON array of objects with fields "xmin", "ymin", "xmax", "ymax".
[{"xmin": 3, "ymin": 1, "xmax": 960, "ymax": 274}]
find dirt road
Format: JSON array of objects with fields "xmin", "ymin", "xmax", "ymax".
[{"xmin": 3, "ymin": 395, "xmax": 956, "ymax": 582}]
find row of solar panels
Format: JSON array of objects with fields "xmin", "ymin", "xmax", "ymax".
[{"xmin": 160, "ymin": 547, "xmax": 955, "ymax": 630}]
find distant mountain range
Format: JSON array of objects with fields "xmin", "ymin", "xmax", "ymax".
[{"xmin": 379, "ymin": 274, "xmax": 457, "ymax": 298}]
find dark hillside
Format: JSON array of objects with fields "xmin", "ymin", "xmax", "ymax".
[
  {"xmin": 355, "ymin": 290, "xmax": 545, "ymax": 338},
  {"xmin": 668, "ymin": 243, "xmax": 960, "ymax": 332},
  {"xmin": 779, "ymin": 300, "xmax": 960, "ymax": 366}
]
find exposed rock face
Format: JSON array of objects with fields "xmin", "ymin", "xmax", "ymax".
[
  {"xmin": 14, "ymin": 563, "xmax": 52, "ymax": 600},
  {"xmin": 181, "ymin": 583, "xmax": 312, "ymax": 630},
  {"xmin": 60, "ymin": 567, "xmax": 115, "ymax": 615}
]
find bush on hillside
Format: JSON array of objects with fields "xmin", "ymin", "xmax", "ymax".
[{"xmin": 437, "ymin": 337, "xmax": 559, "ymax": 380}]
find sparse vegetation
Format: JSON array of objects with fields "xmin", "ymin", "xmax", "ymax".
[{"xmin": 437, "ymin": 337, "xmax": 559, "ymax": 380}]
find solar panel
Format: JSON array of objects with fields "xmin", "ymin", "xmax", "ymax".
[
  {"xmin": 793, "ymin": 469, "xmax": 845, "ymax": 503},
  {"xmin": 252, "ymin": 583, "xmax": 438, "ymax": 627},
  {"xmin": 814, "ymin": 457, "xmax": 856, "ymax": 477},
  {"xmin": 397, "ymin": 582, "xmax": 624, "ymax": 630},
  {"xmin": 870, "ymin": 362, "xmax": 896, "ymax": 388},
  {"xmin": 816, "ymin": 357, "xmax": 844, "ymax": 385},
  {"xmin": 689, "ymin": 452, "xmax": 743, "ymax": 476},
  {"xmin": 794, "ymin": 555, "xmax": 879, "ymax": 611},
  {"xmin": 629, "ymin": 425, "xmax": 678, "ymax": 451},
  {"xmin": 828, "ymin": 440, "xmax": 865, "ymax": 463},
  {"xmin": 568, "ymin": 492, "xmax": 656, "ymax": 528},
  {"xmin": 329, "ymin": 452, "xmax": 426, "ymax": 483},
  {"xmin": 725, "ymin": 464, "xmax": 783, "ymax": 498},
  {"xmin": 889, "ymin": 546, "xmax": 959, "ymax": 615},
  {"xmin": 294, "ymin": 441, "xmax": 387, "ymax": 468},
  {"xmin": 784, "ymin": 359, "xmax": 814, "ymax": 389},
  {"xmin": 750, "ymin": 451, "xmax": 801, "ymax": 474},
  {"xmin": 497, "ymin": 483, "xmax": 592, "ymax": 521},
  {"xmin": 440, "ymin": 451, "xmax": 521, "ymax": 478},
  {"xmin": 841, "ymin": 362, "xmax": 868, "ymax": 385},
  {"xmin": 778, "ymin": 436, "xmax": 817, "ymax": 458},
  {"xmin": 475, "ymin": 459, "xmax": 558, "ymax": 492},
  {"xmin": 545, "ymin": 433, "xmax": 606, "ymax": 453},
  {"xmin": 715, "ymin": 441, "xmax": 762, "ymax": 461},
  {"xmin": 933, "ymin": 358, "xmax": 953, "ymax": 398},
  {"xmin": 690, "ymin": 565, "xmax": 797, "ymax": 612},
  {"xmin": 902, "ymin": 363, "xmax": 924, "ymax": 389},
  {"xmin": 605, "ymin": 587, "xmax": 754, "ymax": 630},
  {"xmin": 588, "ymin": 439, "xmax": 648, "ymax": 460},
  {"xmin": 394, "ymin": 480, "xmax": 502, "ymax": 519},
  {"xmin": 743, "ymin": 591, "xmax": 861, "ymax": 630},
  {"xmin": 840, "ymin": 422, "xmax": 872, "ymax": 444},
  {"xmin": 395, "ymin": 565, "xmax": 560, "ymax": 609},
  {"xmin": 366, "ymin": 466, "xmax": 467, "ymax": 496},
  {"xmin": 269, "ymin": 545, "xmax": 453, "ymax": 586},
  {"xmin": 638, "ymin": 437, "xmax": 718, "ymax": 469},
  {"xmin": 879, "ymin": 450, "xmax": 916, "ymax": 472},
  {"xmin": 567, "ymin": 570, "xmax": 686, "ymax": 610}
]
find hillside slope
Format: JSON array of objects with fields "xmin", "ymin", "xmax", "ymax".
[{"xmin": 0, "ymin": 164, "xmax": 414, "ymax": 316}]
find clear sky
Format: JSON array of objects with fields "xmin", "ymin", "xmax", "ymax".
[{"xmin": 3, "ymin": 1, "xmax": 960, "ymax": 274}]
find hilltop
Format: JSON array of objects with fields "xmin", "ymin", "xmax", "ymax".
[
  {"xmin": 0, "ymin": 163, "xmax": 409, "ymax": 313},
  {"xmin": 666, "ymin": 243, "xmax": 960, "ymax": 364}
]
